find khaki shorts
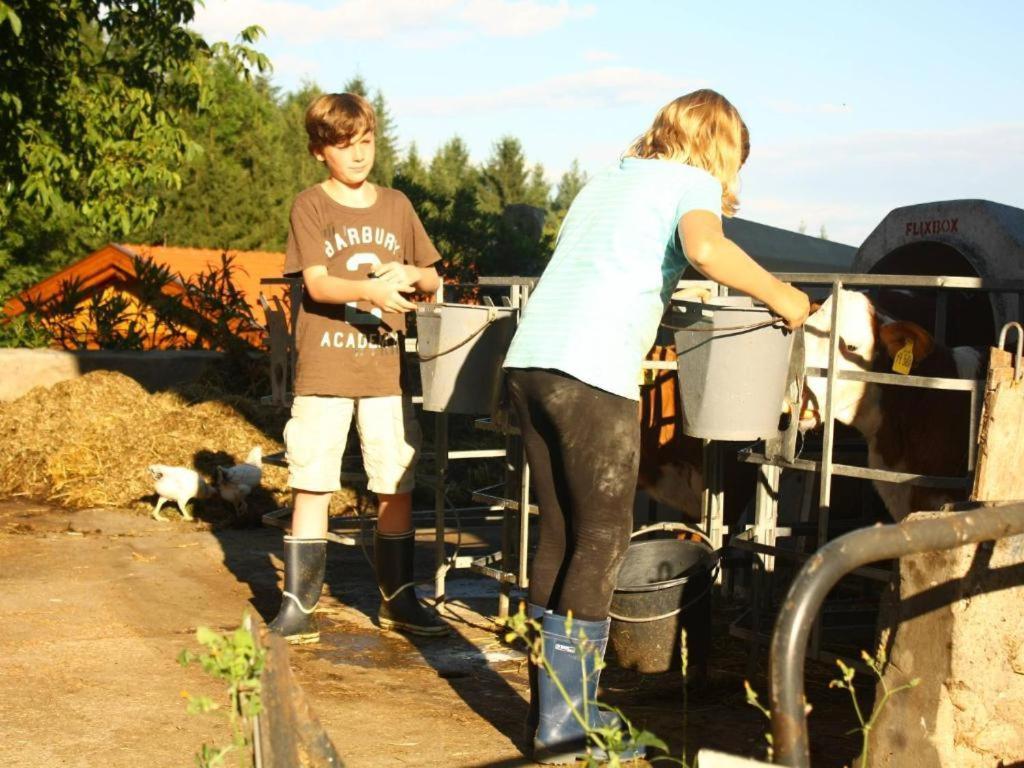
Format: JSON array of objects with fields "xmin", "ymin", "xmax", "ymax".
[{"xmin": 284, "ymin": 395, "xmax": 422, "ymax": 495}]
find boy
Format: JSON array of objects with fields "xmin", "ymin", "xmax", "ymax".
[{"xmin": 268, "ymin": 92, "xmax": 447, "ymax": 642}]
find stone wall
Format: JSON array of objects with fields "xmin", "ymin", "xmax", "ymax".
[
  {"xmin": 869, "ymin": 509, "xmax": 1024, "ymax": 767},
  {"xmin": 0, "ymin": 348, "xmax": 224, "ymax": 402}
]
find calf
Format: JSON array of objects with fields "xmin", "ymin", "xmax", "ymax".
[{"xmin": 799, "ymin": 290, "xmax": 983, "ymax": 520}]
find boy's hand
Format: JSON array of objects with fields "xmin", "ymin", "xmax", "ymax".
[
  {"xmin": 365, "ymin": 277, "xmax": 417, "ymax": 313},
  {"xmin": 372, "ymin": 262, "xmax": 420, "ymax": 287}
]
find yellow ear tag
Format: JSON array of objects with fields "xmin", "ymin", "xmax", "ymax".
[{"xmin": 892, "ymin": 340, "xmax": 914, "ymax": 375}]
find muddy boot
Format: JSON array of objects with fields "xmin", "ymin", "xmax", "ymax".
[
  {"xmin": 375, "ymin": 529, "xmax": 449, "ymax": 636},
  {"xmin": 268, "ymin": 536, "xmax": 326, "ymax": 644},
  {"xmin": 533, "ymin": 612, "xmax": 645, "ymax": 764}
]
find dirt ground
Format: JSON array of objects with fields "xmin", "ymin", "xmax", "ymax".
[{"xmin": 0, "ymin": 499, "xmax": 867, "ymax": 767}]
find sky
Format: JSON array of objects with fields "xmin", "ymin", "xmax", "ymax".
[{"xmin": 191, "ymin": 0, "xmax": 1024, "ymax": 247}]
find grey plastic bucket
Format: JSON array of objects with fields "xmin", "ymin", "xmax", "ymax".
[
  {"xmin": 415, "ymin": 302, "xmax": 517, "ymax": 415},
  {"xmin": 609, "ymin": 523, "xmax": 717, "ymax": 675},
  {"xmin": 670, "ymin": 296, "xmax": 794, "ymax": 440}
]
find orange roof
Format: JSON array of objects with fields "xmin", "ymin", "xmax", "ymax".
[{"xmin": 4, "ymin": 243, "xmax": 289, "ymax": 319}]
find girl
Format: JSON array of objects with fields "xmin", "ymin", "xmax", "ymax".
[{"xmin": 502, "ymin": 89, "xmax": 810, "ymax": 763}]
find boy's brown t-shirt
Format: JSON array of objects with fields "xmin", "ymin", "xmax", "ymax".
[{"xmin": 284, "ymin": 184, "xmax": 441, "ymax": 398}]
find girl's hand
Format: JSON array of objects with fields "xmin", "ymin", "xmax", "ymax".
[
  {"xmin": 771, "ymin": 284, "xmax": 812, "ymax": 330},
  {"xmin": 372, "ymin": 262, "xmax": 420, "ymax": 287},
  {"xmin": 364, "ymin": 278, "xmax": 417, "ymax": 312}
]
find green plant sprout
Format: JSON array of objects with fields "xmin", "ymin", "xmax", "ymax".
[
  {"xmin": 829, "ymin": 646, "xmax": 920, "ymax": 768},
  {"xmin": 743, "ymin": 680, "xmax": 775, "ymax": 763},
  {"xmin": 178, "ymin": 615, "xmax": 266, "ymax": 768},
  {"xmin": 744, "ymin": 642, "xmax": 919, "ymax": 768}
]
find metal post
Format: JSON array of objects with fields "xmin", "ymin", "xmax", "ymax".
[
  {"xmin": 811, "ymin": 279, "xmax": 844, "ymax": 657},
  {"xmin": 434, "ymin": 411, "xmax": 449, "ymax": 603},
  {"xmin": 748, "ymin": 461, "xmax": 781, "ymax": 677},
  {"xmin": 753, "ymin": 463, "xmax": 781, "ymax": 574},
  {"xmin": 818, "ymin": 279, "xmax": 843, "ymax": 545}
]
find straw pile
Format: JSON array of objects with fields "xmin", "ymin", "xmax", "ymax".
[{"xmin": 0, "ymin": 371, "xmax": 359, "ymax": 517}]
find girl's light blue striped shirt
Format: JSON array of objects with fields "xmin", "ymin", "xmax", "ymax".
[{"xmin": 503, "ymin": 157, "xmax": 721, "ymax": 400}]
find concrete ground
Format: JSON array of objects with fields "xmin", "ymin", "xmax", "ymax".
[{"xmin": 0, "ymin": 500, "xmax": 863, "ymax": 767}]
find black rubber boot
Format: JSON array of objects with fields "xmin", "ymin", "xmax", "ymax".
[
  {"xmin": 533, "ymin": 612, "xmax": 645, "ymax": 764},
  {"xmin": 267, "ymin": 536, "xmax": 326, "ymax": 644},
  {"xmin": 375, "ymin": 529, "xmax": 449, "ymax": 636}
]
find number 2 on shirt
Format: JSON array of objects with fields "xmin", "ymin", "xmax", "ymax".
[{"xmin": 345, "ymin": 253, "xmax": 382, "ymax": 324}]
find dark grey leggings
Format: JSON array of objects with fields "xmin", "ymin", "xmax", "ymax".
[{"xmin": 506, "ymin": 368, "xmax": 640, "ymax": 621}]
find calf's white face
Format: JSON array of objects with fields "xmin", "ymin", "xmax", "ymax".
[{"xmin": 800, "ymin": 291, "xmax": 880, "ymax": 431}]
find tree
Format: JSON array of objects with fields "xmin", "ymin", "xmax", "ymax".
[
  {"xmin": 139, "ymin": 61, "xmax": 294, "ymax": 251},
  {"xmin": 428, "ymin": 137, "xmax": 477, "ymax": 199},
  {"xmin": 394, "ymin": 142, "xmax": 429, "ymax": 190},
  {"xmin": 0, "ymin": 0, "xmax": 267, "ymax": 297},
  {"xmin": 280, "ymin": 81, "xmax": 327, "ymax": 191},
  {"xmin": 526, "ymin": 163, "xmax": 551, "ymax": 209},
  {"xmin": 552, "ymin": 159, "xmax": 588, "ymax": 217},
  {"xmin": 477, "ymin": 136, "xmax": 531, "ymax": 213}
]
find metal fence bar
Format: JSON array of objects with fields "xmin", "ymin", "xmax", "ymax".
[
  {"xmin": 772, "ymin": 273, "xmax": 1024, "ymax": 290},
  {"xmin": 804, "ymin": 367, "xmax": 983, "ymax": 392},
  {"xmin": 738, "ymin": 450, "xmax": 971, "ymax": 489}
]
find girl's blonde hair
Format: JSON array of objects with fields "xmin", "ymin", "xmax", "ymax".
[{"xmin": 625, "ymin": 89, "xmax": 750, "ymax": 217}]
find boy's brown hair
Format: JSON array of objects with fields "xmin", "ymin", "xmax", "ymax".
[{"xmin": 304, "ymin": 93, "xmax": 377, "ymax": 155}]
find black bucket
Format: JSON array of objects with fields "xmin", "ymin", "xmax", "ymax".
[{"xmin": 609, "ymin": 524, "xmax": 717, "ymax": 675}]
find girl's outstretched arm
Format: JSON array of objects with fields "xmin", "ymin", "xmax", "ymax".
[{"xmin": 678, "ymin": 210, "xmax": 810, "ymax": 329}]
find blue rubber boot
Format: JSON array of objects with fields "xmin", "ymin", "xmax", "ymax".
[
  {"xmin": 533, "ymin": 612, "xmax": 645, "ymax": 764},
  {"xmin": 524, "ymin": 604, "xmax": 547, "ymax": 742}
]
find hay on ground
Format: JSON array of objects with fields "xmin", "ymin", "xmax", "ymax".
[{"xmin": 0, "ymin": 371, "xmax": 360, "ymax": 517}]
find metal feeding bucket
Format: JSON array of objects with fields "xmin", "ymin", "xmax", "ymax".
[
  {"xmin": 670, "ymin": 296, "xmax": 794, "ymax": 441},
  {"xmin": 415, "ymin": 301, "xmax": 517, "ymax": 415},
  {"xmin": 608, "ymin": 523, "xmax": 719, "ymax": 675}
]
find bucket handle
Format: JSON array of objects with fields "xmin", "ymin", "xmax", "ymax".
[
  {"xmin": 417, "ymin": 304, "xmax": 503, "ymax": 362},
  {"xmin": 630, "ymin": 521, "xmax": 713, "ymax": 547},
  {"xmin": 610, "ymin": 522, "xmax": 719, "ymax": 624},
  {"xmin": 608, "ymin": 560, "xmax": 720, "ymax": 624}
]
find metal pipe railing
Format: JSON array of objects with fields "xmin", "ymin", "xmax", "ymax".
[{"xmin": 769, "ymin": 502, "xmax": 1024, "ymax": 767}]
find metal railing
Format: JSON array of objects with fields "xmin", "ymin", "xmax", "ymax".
[
  {"xmin": 769, "ymin": 502, "xmax": 1024, "ymax": 767},
  {"xmin": 732, "ymin": 272, "xmax": 1023, "ymax": 663}
]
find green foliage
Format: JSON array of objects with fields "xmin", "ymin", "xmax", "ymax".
[
  {"xmin": 744, "ymin": 645, "xmax": 920, "ymax": 768},
  {"xmin": 829, "ymin": 649, "xmax": 920, "ymax": 768},
  {"xmin": 0, "ymin": 1, "xmax": 267, "ymax": 298},
  {"xmin": 478, "ymin": 136, "xmax": 550, "ymax": 213},
  {"xmin": 0, "ymin": 2, "xmax": 21, "ymax": 35},
  {"xmin": 178, "ymin": 617, "xmax": 266, "ymax": 768},
  {"xmin": 553, "ymin": 159, "xmax": 589, "ymax": 219},
  {"xmin": 744, "ymin": 680, "xmax": 775, "ymax": 763},
  {"xmin": 139, "ymin": 61, "xmax": 295, "ymax": 251},
  {"xmin": 4, "ymin": 8, "xmax": 577, "ymax": 303},
  {"xmin": 0, "ymin": 312, "xmax": 49, "ymax": 348}
]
